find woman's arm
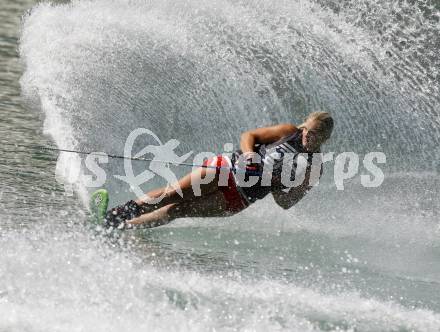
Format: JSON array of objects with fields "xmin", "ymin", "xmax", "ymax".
[
  {"xmin": 272, "ymin": 184, "xmax": 310, "ymax": 210},
  {"xmin": 240, "ymin": 123, "xmax": 297, "ymax": 154},
  {"xmin": 272, "ymin": 162, "xmax": 323, "ymax": 210}
]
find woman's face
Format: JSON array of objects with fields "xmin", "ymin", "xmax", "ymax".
[{"xmin": 301, "ymin": 119, "xmax": 323, "ymax": 151}]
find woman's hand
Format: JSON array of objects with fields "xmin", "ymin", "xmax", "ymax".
[
  {"xmin": 234, "ymin": 151, "xmax": 262, "ymax": 178},
  {"xmin": 242, "ymin": 151, "xmax": 259, "ymax": 160},
  {"xmin": 272, "ymin": 185, "xmax": 309, "ymax": 210},
  {"xmin": 242, "ymin": 151, "xmax": 260, "ymax": 168},
  {"xmin": 243, "ymin": 152, "xmax": 262, "ymax": 175}
]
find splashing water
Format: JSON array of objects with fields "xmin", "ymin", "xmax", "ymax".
[{"xmin": 0, "ymin": 0, "xmax": 439, "ymax": 330}]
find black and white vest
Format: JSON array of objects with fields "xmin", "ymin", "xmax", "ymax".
[{"xmin": 231, "ymin": 129, "xmax": 322, "ymax": 204}]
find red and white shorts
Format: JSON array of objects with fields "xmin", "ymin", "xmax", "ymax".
[{"xmin": 202, "ymin": 155, "xmax": 248, "ymax": 213}]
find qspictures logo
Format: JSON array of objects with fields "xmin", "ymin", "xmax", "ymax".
[{"xmin": 55, "ymin": 128, "xmax": 386, "ymax": 199}]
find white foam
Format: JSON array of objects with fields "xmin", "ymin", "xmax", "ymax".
[{"xmin": 1, "ymin": 224, "xmax": 439, "ymax": 332}]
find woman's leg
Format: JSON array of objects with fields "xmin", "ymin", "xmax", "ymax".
[
  {"xmin": 135, "ymin": 164, "xmax": 227, "ymax": 211},
  {"xmin": 104, "ymin": 162, "xmax": 231, "ymax": 229},
  {"xmin": 128, "ymin": 190, "xmax": 236, "ymax": 227}
]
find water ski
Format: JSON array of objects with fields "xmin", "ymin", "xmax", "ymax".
[{"xmin": 89, "ymin": 189, "xmax": 109, "ymax": 225}]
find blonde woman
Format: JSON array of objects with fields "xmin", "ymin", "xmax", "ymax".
[{"xmin": 105, "ymin": 112, "xmax": 334, "ymax": 228}]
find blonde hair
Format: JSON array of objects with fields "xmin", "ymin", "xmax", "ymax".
[{"xmin": 299, "ymin": 111, "xmax": 334, "ymax": 142}]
